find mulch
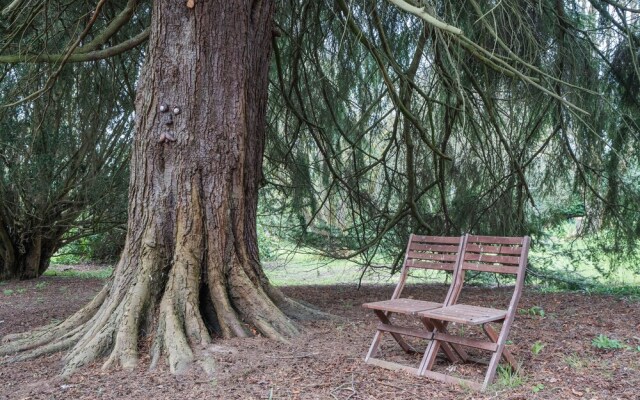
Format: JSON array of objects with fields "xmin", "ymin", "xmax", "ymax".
[{"xmin": 1, "ymin": 276, "xmax": 639, "ymax": 399}]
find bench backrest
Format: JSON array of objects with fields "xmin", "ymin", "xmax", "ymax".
[
  {"xmin": 452, "ymin": 234, "xmax": 530, "ymax": 309},
  {"xmin": 392, "ymin": 234, "xmax": 466, "ymax": 301}
]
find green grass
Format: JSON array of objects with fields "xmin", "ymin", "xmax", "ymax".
[
  {"xmin": 591, "ymin": 334, "xmax": 625, "ymax": 350},
  {"xmin": 531, "ymin": 223, "xmax": 640, "ymax": 288},
  {"xmin": 493, "ymin": 364, "xmax": 525, "ymax": 389},
  {"xmin": 519, "ymin": 306, "xmax": 545, "ymax": 318},
  {"xmin": 531, "ymin": 341, "xmax": 545, "ymax": 356},
  {"xmin": 263, "ymin": 249, "xmax": 452, "ymax": 287},
  {"xmin": 44, "ymin": 265, "xmax": 113, "ymax": 279},
  {"xmin": 564, "ymin": 353, "xmax": 588, "ymax": 370},
  {"xmin": 32, "ymin": 224, "xmax": 640, "ymax": 296}
]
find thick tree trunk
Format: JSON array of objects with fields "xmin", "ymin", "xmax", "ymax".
[
  {"xmin": 0, "ymin": 231, "xmax": 54, "ymax": 280},
  {"xmin": 1, "ymin": 0, "xmax": 323, "ymax": 375}
]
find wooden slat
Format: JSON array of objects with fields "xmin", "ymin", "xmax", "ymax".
[
  {"xmin": 464, "ymin": 253, "xmax": 520, "ymax": 265},
  {"xmin": 420, "ymin": 304, "xmax": 507, "ymax": 325},
  {"xmin": 376, "ymin": 323, "xmax": 434, "ymax": 339},
  {"xmin": 405, "ymin": 260, "xmax": 456, "ymax": 271},
  {"xmin": 420, "ymin": 370, "xmax": 484, "ymax": 391},
  {"xmin": 464, "ymin": 244, "xmax": 523, "ymax": 255},
  {"xmin": 462, "ymin": 262, "xmax": 519, "ymax": 274},
  {"xmin": 362, "ymin": 298, "xmax": 443, "ymax": 314},
  {"xmin": 366, "ymin": 358, "xmax": 419, "ymax": 375},
  {"xmin": 408, "ymin": 243, "xmax": 461, "ymax": 253},
  {"xmin": 407, "ymin": 251, "xmax": 459, "ymax": 262},
  {"xmin": 467, "ymin": 235, "xmax": 524, "ymax": 245},
  {"xmin": 431, "ymin": 331, "xmax": 499, "ymax": 351},
  {"xmin": 411, "ymin": 235, "xmax": 461, "ymax": 244}
]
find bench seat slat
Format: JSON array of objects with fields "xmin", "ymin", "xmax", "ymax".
[
  {"xmin": 363, "ymin": 298, "xmax": 443, "ymax": 314},
  {"xmin": 419, "ymin": 304, "xmax": 507, "ymax": 325}
]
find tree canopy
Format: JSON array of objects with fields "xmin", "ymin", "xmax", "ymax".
[
  {"xmin": 1, "ymin": 0, "xmax": 639, "ymax": 281},
  {"xmin": 264, "ymin": 0, "xmax": 640, "ymax": 279}
]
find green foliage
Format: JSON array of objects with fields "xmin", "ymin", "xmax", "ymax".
[
  {"xmin": 52, "ymin": 231, "xmax": 126, "ymax": 265},
  {"xmin": 591, "ymin": 334, "xmax": 625, "ymax": 350},
  {"xmin": 44, "ymin": 266, "xmax": 113, "ymax": 280},
  {"xmin": 582, "ymin": 285, "xmax": 640, "ymax": 301},
  {"xmin": 3, "ymin": 289, "xmax": 13, "ymax": 295},
  {"xmin": 531, "ymin": 383, "xmax": 545, "ymax": 393},
  {"xmin": 494, "ymin": 365, "xmax": 524, "ymax": 388},
  {"xmin": 564, "ymin": 354, "xmax": 587, "ymax": 370},
  {"xmin": 531, "ymin": 341, "xmax": 545, "ymax": 356},
  {"xmin": 520, "ymin": 306, "xmax": 545, "ymax": 318}
]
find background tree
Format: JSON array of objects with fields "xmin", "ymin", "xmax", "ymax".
[
  {"xmin": 0, "ymin": 0, "xmax": 145, "ymax": 279},
  {"xmin": 0, "ymin": 59, "xmax": 137, "ymax": 279}
]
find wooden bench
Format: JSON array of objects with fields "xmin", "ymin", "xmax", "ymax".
[
  {"xmin": 417, "ymin": 234, "xmax": 530, "ymax": 390},
  {"xmin": 362, "ymin": 234, "xmax": 467, "ymax": 373}
]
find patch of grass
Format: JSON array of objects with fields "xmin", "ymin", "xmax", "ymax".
[
  {"xmin": 582, "ymin": 284, "xmax": 640, "ymax": 301},
  {"xmin": 494, "ymin": 364, "xmax": 525, "ymax": 389},
  {"xmin": 591, "ymin": 334, "xmax": 625, "ymax": 350},
  {"xmin": 16, "ymin": 288, "xmax": 26, "ymax": 294},
  {"xmin": 564, "ymin": 353, "xmax": 587, "ymax": 369},
  {"xmin": 35, "ymin": 281, "xmax": 48, "ymax": 289},
  {"xmin": 531, "ymin": 383, "xmax": 545, "ymax": 393},
  {"xmin": 3, "ymin": 288, "xmax": 14, "ymax": 295},
  {"xmin": 44, "ymin": 266, "xmax": 113, "ymax": 279},
  {"xmin": 519, "ymin": 306, "xmax": 545, "ymax": 318},
  {"xmin": 531, "ymin": 341, "xmax": 545, "ymax": 356}
]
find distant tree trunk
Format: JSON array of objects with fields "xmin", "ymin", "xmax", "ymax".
[
  {"xmin": 0, "ymin": 229, "xmax": 56, "ymax": 280},
  {"xmin": 1, "ymin": 1, "xmax": 321, "ymax": 375}
]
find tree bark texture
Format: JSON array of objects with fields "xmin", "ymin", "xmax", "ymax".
[
  {"xmin": 1, "ymin": 0, "xmax": 320, "ymax": 375},
  {"xmin": 0, "ymin": 226, "xmax": 57, "ymax": 280}
]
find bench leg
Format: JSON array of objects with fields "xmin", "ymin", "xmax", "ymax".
[
  {"xmin": 374, "ymin": 310, "xmax": 414, "ymax": 353},
  {"xmin": 483, "ymin": 324, "xmax": 517, "ymax": 370}
]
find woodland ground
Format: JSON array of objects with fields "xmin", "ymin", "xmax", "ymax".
[{"xmin": 1, "ymin": 265, "xmax": 639, "ymax": 400}]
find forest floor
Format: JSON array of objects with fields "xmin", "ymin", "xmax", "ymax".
[{"xmin": 1, "ymin": 266, "xmax": 639, "ymax": 399}]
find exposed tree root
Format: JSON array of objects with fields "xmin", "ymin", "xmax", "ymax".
[
  {"xmin": 0, "ymin": 212, "xmax": 329, "ymax": 377},
  {"xmin": 0, "ymin": 284, "xmax": 108, "ymax": 356}
]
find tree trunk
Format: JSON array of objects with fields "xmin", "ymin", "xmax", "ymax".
[
  {"xmin": 1, "ymin": 1, "xmax": 321, "ymax": 375},
  {"xmin": 0, "ymin": 230, "xmax": 54, "ymax": 280}
]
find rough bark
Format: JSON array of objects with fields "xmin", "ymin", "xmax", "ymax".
[
  {"xmin": 0, "ymin": 230, "xmax": 57, "ymax": 280},
  {"xmin": 1, "ymin": 0, "xmax": 325, "ymax": 376}
]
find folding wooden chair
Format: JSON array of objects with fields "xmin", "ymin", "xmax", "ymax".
[
  {"xmin": 417, "ymin": 234, "xmax": 530, "ymax": 391},
  {"xmin": 362, "ymin": 234, "xmax": 467, "ymax": 374}
]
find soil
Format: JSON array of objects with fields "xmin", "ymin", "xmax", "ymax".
[{"xmin": 1, "ymin": 271, "xmax": 639, "ymax": 399}]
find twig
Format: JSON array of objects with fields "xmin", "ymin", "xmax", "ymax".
[
  {"xmin": 330, "ymin": 374, "xmax": 357, "ymax": 400},
  {"xmin": 264, "ymin": 352, "xmax": 319, "ymax": 359}
]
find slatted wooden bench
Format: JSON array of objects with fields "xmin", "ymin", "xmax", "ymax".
[
  {"xmin": 417, "ymin": 234, "xmax": 530, "ymax": 391},
  {"xmin": 361, "ymin": 234, "xmax": 467, "ymax": 374}
]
